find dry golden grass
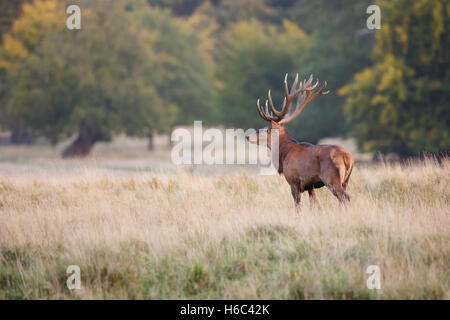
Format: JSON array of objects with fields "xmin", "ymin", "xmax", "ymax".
[{"xmin": 0, "ymin": 153, "xmax": 448, "ymax": 299}]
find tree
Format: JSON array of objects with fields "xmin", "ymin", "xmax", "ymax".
[
  {"xmin": 147, "ymin": 0, "xmax": 206, "ymax": 16},
  {"xmin": 194, "ymin": 0, "xmax": 277, "ymax": 28},
  {"xmin": 0, "ymin": 0, "xmax": 61, "ymax": 143},
  {"xmin": 204, "ymin": 0, "xmax": 375, "ymax": 143},
  {"xmin": 215, "ymin": 19, "xmax": 310, "ymax": 129},
  {"xmin": 2, "ymin": 0, "xmax": 169, "ymax": 156},
  {"xmin": 139, "ymin": 5, "xmax": 214, "ymax": 128},
  {"xmin": 339, "ymin": 0, "xmax": 450, "ymax": 156},
  {"xmin": 0, "ymin": 0, "xmax": 31, "ymax": 41},
  {"xmin": 1, "ymin": 0, "xmax": 213, "ymax": 156},
  {"xmin": 281, "ymin": 0, "xmax": 375, "ymax": 143}
]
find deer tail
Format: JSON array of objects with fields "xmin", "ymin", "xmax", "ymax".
[{"xmin": 342, "ymin": 154, "xmax": 354, "ymax": 189}]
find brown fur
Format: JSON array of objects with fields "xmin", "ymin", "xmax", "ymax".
[
  {"xmin": 249, "ymin": 73, "xmax": 354, "ymax": 209},
  {"xmin": 248, "ymin": 122, "xmax": 354, "ymax": 209}
]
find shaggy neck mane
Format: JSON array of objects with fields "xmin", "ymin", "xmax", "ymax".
[{"xmin": 277, "ymin": 128, "xmax": 298, "ymax": 173}]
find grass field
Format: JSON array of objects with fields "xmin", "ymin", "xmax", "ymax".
[{"xmin": 0, "ymin": 141, "xmax": 449, "ymax": 299}]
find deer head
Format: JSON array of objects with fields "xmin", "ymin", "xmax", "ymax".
[{"xmin": 246, "ymin": 74, "xmax": 329, "ymax": 147}]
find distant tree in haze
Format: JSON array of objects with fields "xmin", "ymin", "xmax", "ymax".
[
  {"xmin": 1, "ymin": 0, "xmax": 163, "ymax": 156},
  {"xmin": 0, "ymin": 0, "xmax": 31, "ymax": 39},
  {"xmin": 4, "ymin": 0, "xmax": 443, "ymax": 158},
  {"xmin": 195, "ymin": 0, "xmax": 276, "ymax": 28},
  {"xmin": 199, "ymin": 0, "xmax": 375, "ymax": 143},
  {"xmin": 279, "ymin": 0, "xmax": 375, "ymax": 143},
  {"xmin": 140, "ymin": 4, "xmax": 214, "ymax": 129},
  {"xmin": 340, "ymin": 0, "xmax": 449, "ymax": 157},
  {"xmin": 0, "ymin": 0, "xmax": 59, "ymax": 143},
  {"xmin": 148, "ymin": 0, "xmax": 206, "ymax": 16},
  {"xmin": 215, "ymin": 19, "xmax": 310, "ymax": 129},
  {"xmin": 150, "ymin": 0, "xmax": 275, "ymax": 24},
  {"xmin": 1, "ymin": 0, "xmax": 212, "ymax": 156}
]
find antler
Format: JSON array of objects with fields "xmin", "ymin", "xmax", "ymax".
[{"xmin": 256, "ymin": 74, "xmax": 329, "ymax": 124}]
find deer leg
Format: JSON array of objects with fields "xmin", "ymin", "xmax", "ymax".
[
  {"xmin": 290, "ymin": 184, "xmax": 302, "ymax": 210},
  {"xmin": 327, "ymin": 183, "xmax": 350, "ymax": 204},
  {"xmin": 321, "ymin": 162, "xmax": 351, "ymax": 205},
  {"xmin": 308, "ymin": 189, "xmax": 318, "ymax": 208}
]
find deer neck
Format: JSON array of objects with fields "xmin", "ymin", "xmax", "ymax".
[{"xmin": 276, "ymin": 128, "xmax": 297, "ymax": 174}]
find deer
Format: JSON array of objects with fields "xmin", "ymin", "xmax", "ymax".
[{"xmin": 246, "ymin": 74, "xmax": 354, "ymax": 209}]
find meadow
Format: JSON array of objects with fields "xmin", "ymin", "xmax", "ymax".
[{"xmin": 0, "ymin": 139, "xmax": 448, "ymax": 299}]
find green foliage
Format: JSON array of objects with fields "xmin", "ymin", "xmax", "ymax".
[
  {"xmin": 215, "ymin": 19, "xmax": 310, "ymax": 129},
  {"xmin": 214, "ymin": 0, "xmax": 374, "ymax": 143},
  {"xmin": 282, "ymin": 0, "xmax": 374, "ymax": 142},
  {"xmin": 194, "ymin": 0, "xmax": 277, "ymax": 28},
  {"xmin": 340, "ymin": 0, "xmax": 450, "ymax": 156},
  {"xmin": 1, "ymin": 0, "xmax": 212, "ymax": 148},
  {"xmin": 3, "ymin": 0, "xmax": 162, "ymax": 142},
  {"xmin": 138, "ymin": 4, "xmax": 214, "ymax": 126},
  {"xmin": 0, "ymin": 0, "xmax": 62, "ymax": 136},
  {"xmin": 0, "ymin": 0, "xmax": 30, "ymax": 40},
  {"xmin": 1, "ymin": 0, "xmax": 446, "ymax": 156},
  {"xmin": 148, "ymin": 0, "xmax": 206, "ymax": 16}
]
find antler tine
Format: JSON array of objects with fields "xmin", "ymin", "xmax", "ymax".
[
  {"xmin": 268, "ymin": 90, "xmax": 283, "ymax": 117},
  {"xmin": 305, "ymin": 77, "xmax": 319, "ymax": 91},
  {"xmin": 285, "ymin": 92, "xmax": 306, "ymax": 119},
  {"xmin": 265, "ymin": 100, "xmax": 271, "ymax": 116},
  {"xmin": 320, "ymin": 81, "xmax": 330, "ymax": 95},
  {"xmin": 290, "ymin": 73, "xmax": 299, "ymax": 95},
  {"xmin": 305, "ymin": 74, "xmax": 313, "ymax": 87},
  {"xmin": 256, "ymin": 98, "xmax": 278, "ymax": 122},
  {"xmin": 267, "ymin": 100, "xmax": 278, "ymax": 120},
  {"xmin": 284, "ymin": 73, "xmax": 290, "ymax": 97},
  {"xmin": 278, "ymin": 76, "xmax": 330, "ymax": 125},
  {"xmin": 276, "ymin": 73, "xmax": 302, "ymax": 119},
  {"xmin": 309, "ymin": 79, "xmax": 328, "ymax": 96},
  {"xmin": 256, "ymin": 99, "xmax": 266, "ymax": 120},
  {"xmin": 256, "ymin": 74, "xmax": 329, "ymax": 124},
  {"xmin": 299, "ymin": 91, "xmax": 309, "ymax": 110},
  {"xmin": 257, "ymin": 99, "xmax": 270, "ymax": 121},
  {"xmin": 310, "ymin": 80, "xmax": 330, "ymax": 101},
  {"xmin": 296, "ymin": 91, "xmax": 307, "ymax": 109}
]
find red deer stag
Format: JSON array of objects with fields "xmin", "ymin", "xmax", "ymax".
[{"xmin": 246, "ymin": 74, "xmax": 354, "ymax": 209}]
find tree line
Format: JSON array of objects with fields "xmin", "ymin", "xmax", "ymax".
[{"xmin": 0, "ymin": 0, "xmax": 448, "ymax": 157}]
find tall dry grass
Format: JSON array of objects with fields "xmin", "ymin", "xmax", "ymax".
[{"xmin": 0, "ymin": 157, "xmax": 448, "ymax": 299}]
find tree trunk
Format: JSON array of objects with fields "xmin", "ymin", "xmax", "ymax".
[
  {"xmin": 167, "ymin": 128, "xmax": 173, "ymax": 148},
  {"xmin": 62, "ymin": 134, "xmax": 98, "ymax": 158},
  {"xmin": 148, "ymin": 132, "xmax": 154, "ymax": 151},
  {"xmin": 10, "ymin": 128, "xmax": 34, "ymax": 145}
]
